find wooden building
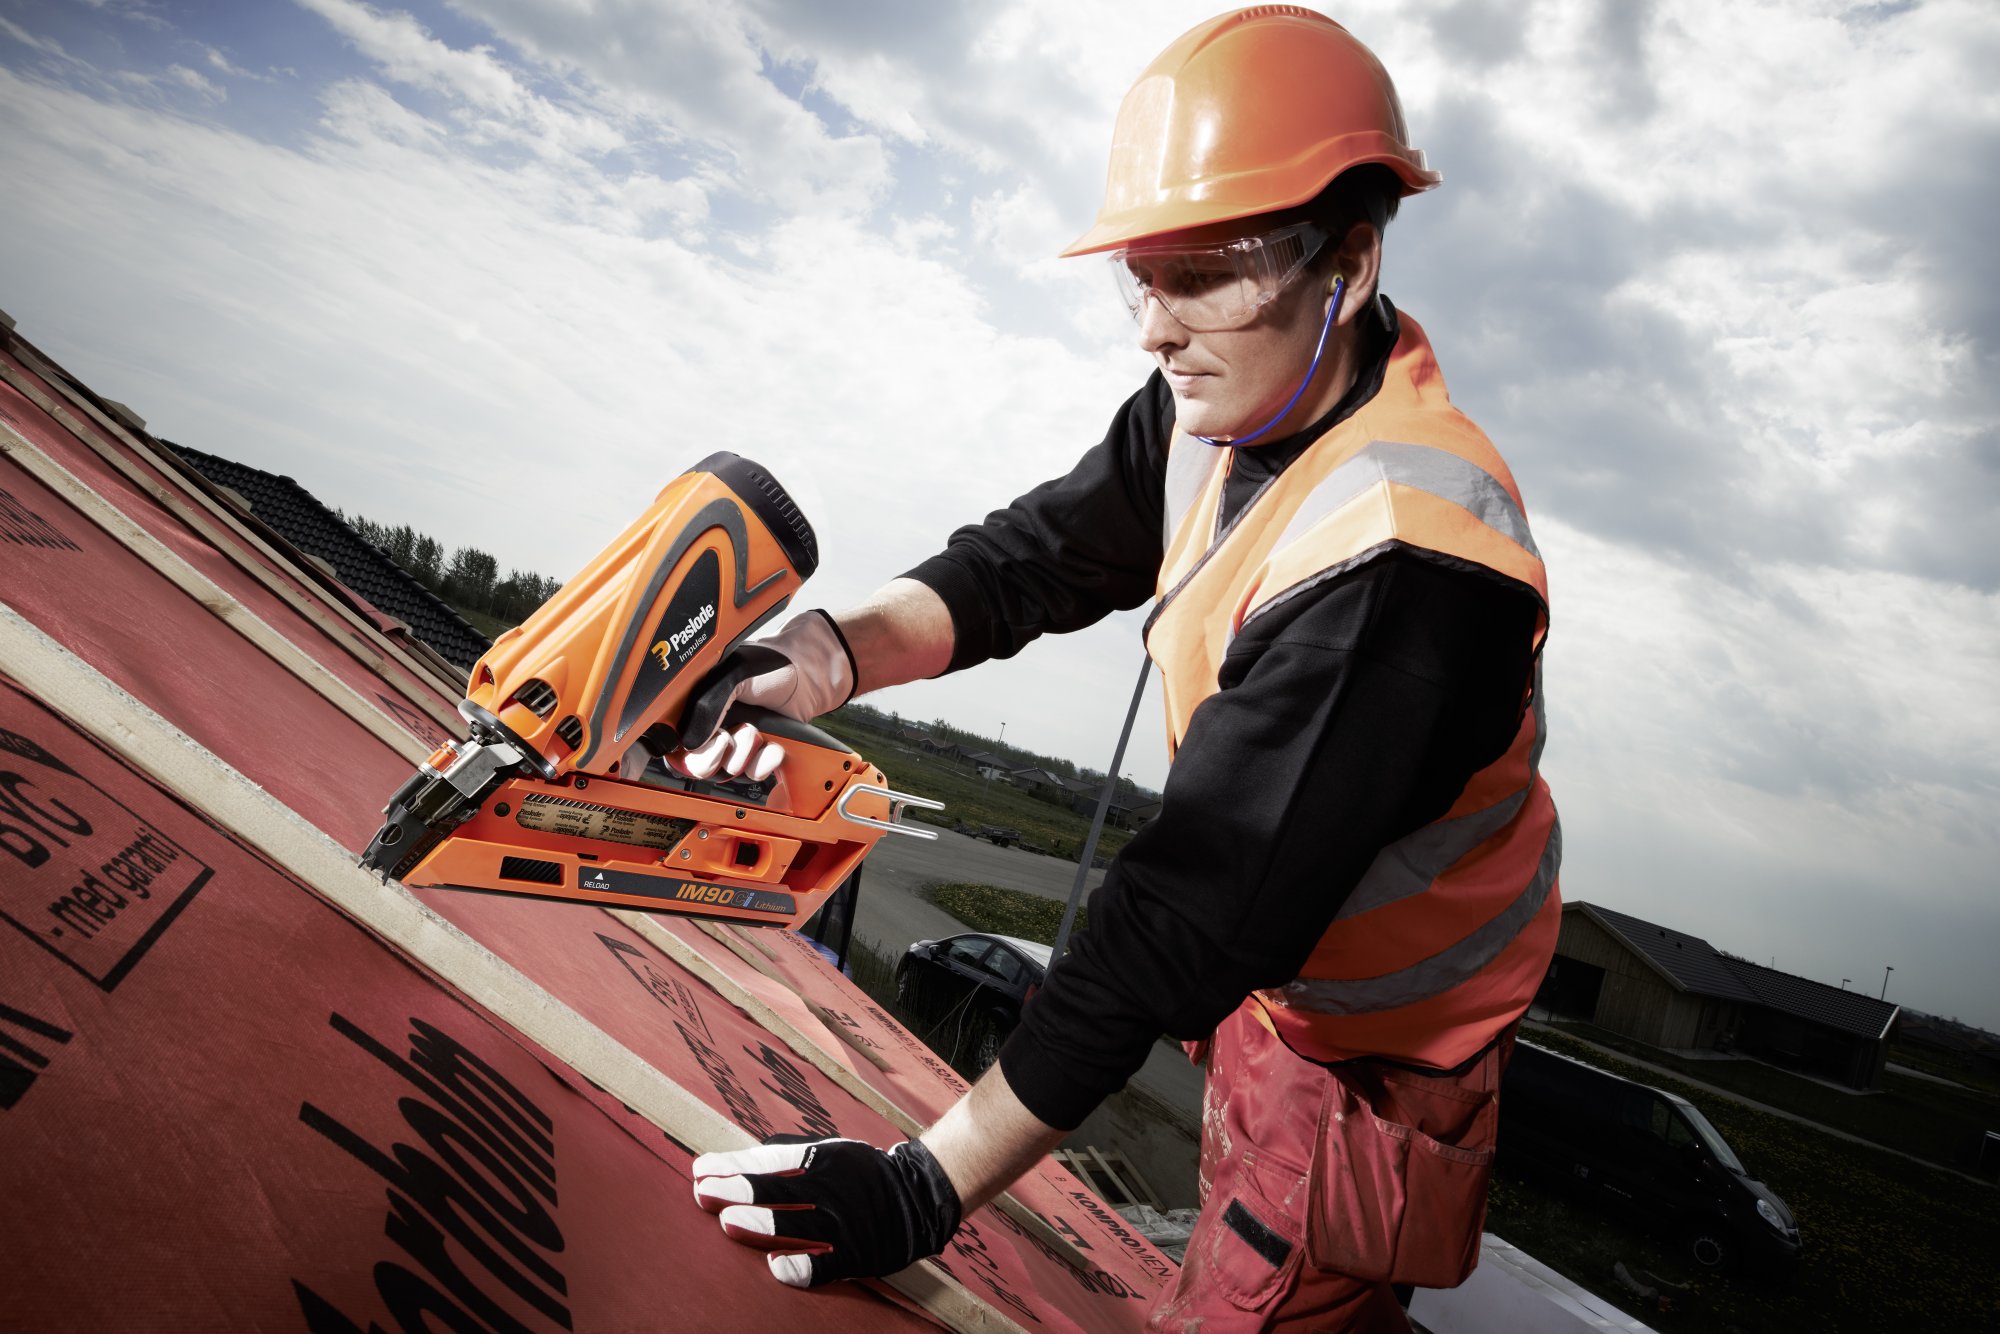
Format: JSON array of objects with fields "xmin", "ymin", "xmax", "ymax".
[{"xmin": 1538, "ymin": 902, "xmax": 1900, "ymax": 1089}]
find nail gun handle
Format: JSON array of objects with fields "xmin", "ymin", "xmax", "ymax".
[
  {"xmin": 728, "ymin": 704, "xmax": 851, "ymax": 754},
  {"xmin": 677, "ymin": 644, "xmax": 791, "ymax": 750},
  {"xmin": 678, "ymin": 649, "xmax": 851, "ymax": 757}
]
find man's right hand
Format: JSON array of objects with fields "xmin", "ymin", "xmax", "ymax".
[{"xmin": 676, "ymin": 610, "xmax": 855, "ymax": 780}]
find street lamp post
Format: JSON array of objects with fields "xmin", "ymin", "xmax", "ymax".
[
  {"xmin": 999, "ymin": 721, "xmax": 1006, "ymax": 747},
  {"xmin": 1841, "ymin": 979, "xmax": 1850, "ymax": 990},
  {"xmin": 1880, "ymin": 966, "xmax": 1894, "ymax": 1000}
]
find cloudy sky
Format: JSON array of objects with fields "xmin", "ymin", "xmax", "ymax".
[{"xmin": 2, "ymin": 0, "xmax": 1994, "ymax": 1030}]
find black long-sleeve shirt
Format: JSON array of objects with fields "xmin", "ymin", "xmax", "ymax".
[{"xmin": 904, "ymin": 305, "xmax": 1540, "ymax": 1129}]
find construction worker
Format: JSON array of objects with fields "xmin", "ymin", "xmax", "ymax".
[{"xmin": 685, "ymin": 9, "xmax": 1560, "ymax": 1330}]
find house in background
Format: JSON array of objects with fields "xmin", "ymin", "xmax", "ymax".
[
  {"xmin": 959, "ymin": 750, "xmax": 1011, "ymax": 779},
  {"xmin": 1008, "ymin": 766, "xmax": 1071, "ymax": 799},
  {"xmin": 168, "ymin": 443, "xmax": 491, "ymax": 671},
  {"xmin": 1538, "ymin": 901, "xmax": 1900, "ymax": 1090}
]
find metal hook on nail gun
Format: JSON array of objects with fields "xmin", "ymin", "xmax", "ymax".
[{"xmin": 837, "ymin": 784, "xmax": 944, "ymax": 840}]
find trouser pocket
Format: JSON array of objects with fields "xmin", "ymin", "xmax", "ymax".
[
  {"xmin": 1308, "ymin": 1059, "xmax": 1499, "ymax": 1288},
  {"xmin": 1149, "ymin": 1148, "xmax": 1308, "ymax": 1330}
]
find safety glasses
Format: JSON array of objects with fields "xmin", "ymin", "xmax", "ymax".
[{"xmin": 1109, "ymin": 223, "xmax": 1328, "ymax": 332}]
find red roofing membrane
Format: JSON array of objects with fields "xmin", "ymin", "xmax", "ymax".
[{"xmin": 0, "ymin": 329, "xmax": 1165, "ymax": 1330}]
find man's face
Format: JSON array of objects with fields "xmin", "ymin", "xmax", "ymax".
[{"xmin": 1131, "ymin": 246, "xmax": 1334, "ymax": 442}]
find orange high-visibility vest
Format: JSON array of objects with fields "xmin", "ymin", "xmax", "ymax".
[{"xmin": 1146, "ymin": 310, "xmax": 1561, "ymax": 1069}]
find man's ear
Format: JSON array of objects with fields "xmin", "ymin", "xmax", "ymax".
[{"xmin": 1329, "ymin": 222, "xmax": 1382, "ymax": 328}]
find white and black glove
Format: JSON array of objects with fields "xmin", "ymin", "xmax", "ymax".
[
  {"xmin": 691, "ymin": 1134, "xmax": 961, "ymax": 1288},
  {"xmin": 675, "ymin": 611, "xmax": 856, "ymax": 782}
]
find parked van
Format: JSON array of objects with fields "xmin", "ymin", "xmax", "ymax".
[{"xmin": 1498, "ymin": 1039, "xmax": 1802, "ymax": 1275}]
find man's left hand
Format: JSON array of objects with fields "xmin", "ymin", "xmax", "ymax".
[{"xmin": 691, "ymin": 1134, "xmax": 962, "ymax": 1288}]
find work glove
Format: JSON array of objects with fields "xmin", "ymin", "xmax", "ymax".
[
  {"xmin": 676, "ymin": 610, "xmax": 856, "ymax": 782},
  {"xmin": 691, "ymin": 1134, "xmax": 962, "ymax": 1288}
]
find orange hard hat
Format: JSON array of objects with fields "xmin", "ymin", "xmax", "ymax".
[{"xmin": 1061, "ymin": 7, "xmax": 1440, "ymax": 257}]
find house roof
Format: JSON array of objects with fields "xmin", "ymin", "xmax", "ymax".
[
  {"xmin": 167, "ymin": 443, "xmax": 491, "ymax": 670},
  {"xmin": 1009, "ymin": 766, "xmax": 1067, "ymax": 786},
  {"xmin": 0, "ymin": 314, "xmax": 1168, "ymax": 1331},
  {"xmin": 1571, "ymin": 902, "xmax": 1899, "ymax": 1039},
  {"xmin": 1727, "ymin": 958, "xmax": 1900, "ymax": 1040},
  {"xmin": 1575, "ymin": 902, "xmax": 1762, "ymax": 1003}
]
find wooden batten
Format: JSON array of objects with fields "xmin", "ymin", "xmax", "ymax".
[{"xmin": 0, "ymin": 604, "xmax": 1026, "ymax": 1334}]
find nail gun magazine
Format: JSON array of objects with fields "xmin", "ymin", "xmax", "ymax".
[{"xmin": 359, "ymin": 451, "xmax": 939, "ymax": 928}]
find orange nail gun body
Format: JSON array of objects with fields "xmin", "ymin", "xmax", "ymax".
[{"xmin": 360, "ymin": 452, "xmax": 937, "ymax": 928}]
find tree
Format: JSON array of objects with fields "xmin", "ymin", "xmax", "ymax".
[
  {"xmin": 491, "ymin": 569, "xmax": 560, "ymax": 623},
  {"xmin": 409, "ymin": 534, "xmax": 444, "ymax": 588},
  {"xmin": 443, "ymin": 546, "xmax": 499, "ymax": 609}
]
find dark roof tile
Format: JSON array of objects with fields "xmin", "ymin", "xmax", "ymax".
[
  {"xmin": 1574, "ymin": 902, "xmax": 1898, "ymax": 1038},
  {"xmin": 1724, "ymin": 959, "xmax": 1899, "ymax": 1039},
  {"xmin": 167, "ymin": 444, "xmax": 490, "ymax": 670},
  {"xmin": 1580, "ymin": 902, "xmax": 1761, "ymax": 1003}
]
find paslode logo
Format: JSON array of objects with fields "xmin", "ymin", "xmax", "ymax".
[{"xmin": 647, "ymin": 602, "xmax": 715, "ymax": 669}]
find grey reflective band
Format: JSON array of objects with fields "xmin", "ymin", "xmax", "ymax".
[
  {"xmin": 1268, "ymin": 439, "xmax": 1540, "ymax": 561},
  {"xmin": 1337, "ymin": 786, "xmax": 1527, "ymax": 922},
  {"xmin": 1335, "ymin": 668, "xmax": 1547, "ymax": 922},
  {"xmin": 1161, "ymin": 432, "xmax": 1224, "ymax": 551},
  {"xmin": 1262, "ymin": 817, "xmax": 1562, "ymax": 1017}
]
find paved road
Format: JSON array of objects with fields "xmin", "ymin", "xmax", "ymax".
[
  {"xmin": 849, "ymin": 825, "xmax": 1106, "ymax": 957},
  {"xmin": 850, "ymin": 827, "xmax": 1204, "ymax": 1125}
]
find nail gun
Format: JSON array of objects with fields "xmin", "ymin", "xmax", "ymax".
[{"xmin": 359, "ymin": 451, "xmax": 940, "ymax": 929}]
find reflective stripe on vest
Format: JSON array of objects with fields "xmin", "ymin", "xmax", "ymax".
[
  {"xmin": 1146, "ymin": 309, "xmax": 1560, "ymax": 1069},
  {"xmin": 1266, "ymin": 813, "xmax": 1562, "ymax": 1016}
]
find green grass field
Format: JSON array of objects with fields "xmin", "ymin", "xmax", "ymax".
[
  {"xmin": 920, "ymin": 881, "xmax": 1089, "ymax": 944},
  {"xmin": 816, "ymin": 713, "xmax": 1136, "ymax": 863},
  {"xmin": 448, "ymin": 602, "xmax": 515, "ymax": 639}
]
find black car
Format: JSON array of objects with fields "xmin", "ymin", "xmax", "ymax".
[
  {"xmin": 1499, "ymin": 1040, "xmax": 1802, "ymax": 1276},
  {"xmin": 895, "ymin": 932, "xmax": 1052, "ymax": 1073}
]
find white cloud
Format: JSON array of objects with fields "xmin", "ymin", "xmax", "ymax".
[
  {"xmin": 438, "ymin": 0, "xmax": 894, "ymax": 214},
  {"xmin": 162, "ymin": 62, "xmax": 224, "ymax": 101},
  {"xmin": 297, "ymin": 0, "xmax": 623, "ymax": 158},
  {"xmin": 1, "ymin": 14, "xmax": 83, "ymax": 64},
  {"xmin": 0, "ymin": 0, "xmax": 1996, "ymax": 1028},
  {"xmin": 202, "ymin": 45, "xmax": 274, "ymax": 83}
]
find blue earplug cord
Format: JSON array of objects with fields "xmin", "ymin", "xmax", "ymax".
[{"xmin": 1193, "ymin": 275, "xmax": 1346, "ymax": 448}]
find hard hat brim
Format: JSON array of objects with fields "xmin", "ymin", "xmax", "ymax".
[{"xmin": 1059, "ymin": 144, "xmax": 1441, "ymax": 258}]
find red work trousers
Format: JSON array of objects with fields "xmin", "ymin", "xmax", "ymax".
[{"xmin": 1147, "ymin": 1003, "xmax": 1515, "ymax": 1333}]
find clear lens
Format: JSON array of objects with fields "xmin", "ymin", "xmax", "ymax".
[{"xmin": 1111, "ymin": 223, "xmax": 1325, "ymax": 332}]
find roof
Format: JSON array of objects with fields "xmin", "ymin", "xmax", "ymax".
[
  {"xmin": 166, "ymin": 443, "xmax": 491, "ymax": 670},
  {"xmin": 0, "ymin": 313, "xmax": 1166, "ymax": 1331},
  {"xmin": 1577, "ymin": 902, "xmax": 1760, "ymax": 1003},
  {"xmin": 1727, "ymin": 959, "xmax": 1900, "ymax": 1040},
  {"xmin": 1009, "ymin": 766, "xmax": 1068, "ymax": 785},
  {"xmin": 1571, "ymin": 902, "xmax": 1899, "ymax": 1039}
]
